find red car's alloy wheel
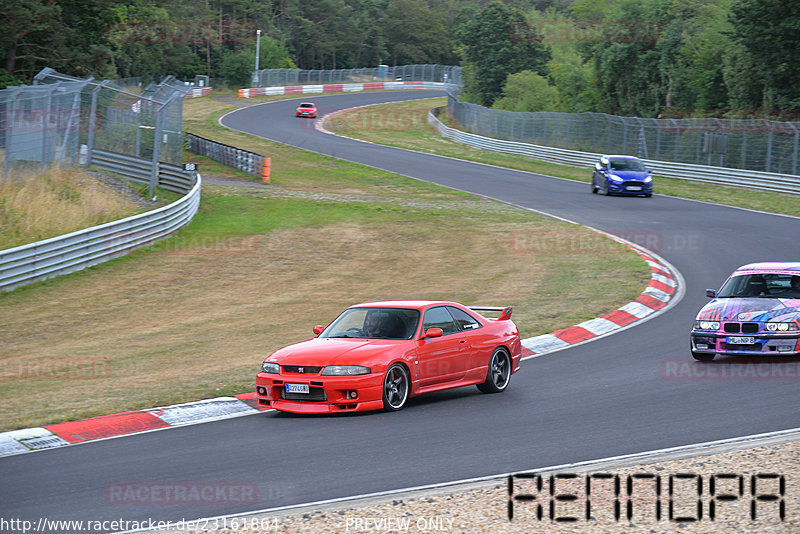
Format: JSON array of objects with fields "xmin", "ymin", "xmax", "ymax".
[
  {"xmin": 477, "ymin": 348, "xmax": 511, "ymax": 393},
  {"xmin": 382, "ymin": 364, "xmax": 409, "ymax": 411}
]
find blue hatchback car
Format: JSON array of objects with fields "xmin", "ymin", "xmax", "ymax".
[{"xmin": 591, "ymin": 155, "xmax": 653, "ymax": 197}]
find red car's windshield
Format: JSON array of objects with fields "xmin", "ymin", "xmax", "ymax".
[{"xmin": 321, "ymin": 308, "xmax": 420, "ymax": 339}]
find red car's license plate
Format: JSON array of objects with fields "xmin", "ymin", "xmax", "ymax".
[{"xmin": 285, "ymin": 383, "xmax": 309, "ymax": 394}]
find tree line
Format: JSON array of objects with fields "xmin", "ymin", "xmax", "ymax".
[{"xmin": 2, "ymin": 0, "xmax": 798, "ymax": 119}]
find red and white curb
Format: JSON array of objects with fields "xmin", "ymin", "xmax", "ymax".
[
  {"xmin": 0, "ymin": 245, "xmax": 678, "ymax": 459},
  {"xmin": 521, "ymin": 239, "xmax": 679, "ymax": 359},
  {"xmin": 0, "ymin": 393, "xmax": 269, "ymax": 457},
  {"xmin": 238, "ymin": 81, "xmax": 445, "ymax": 98}
]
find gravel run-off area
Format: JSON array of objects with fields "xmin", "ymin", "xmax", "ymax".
[{"xmin": 137, "ymin": 431, "xmax": 798, "ymax": 534}]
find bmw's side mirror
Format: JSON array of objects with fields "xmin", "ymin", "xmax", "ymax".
[
  {"xmin": 705, "ymin": 289, "xmax": 716, "ymax": 298},
  {"xmin": 313, "ymin": 325, "xmax": 325, "ymax": 335}
]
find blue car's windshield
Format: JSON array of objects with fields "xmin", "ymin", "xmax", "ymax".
[
  {"xmin": 717, "ymin": 273, "xmax": 800, "ymax": 298},
  {"xmin": 609, "ymin": 158, "xmax": 647, "ymax": 172},
  {"xmin": 321, "ymin": 308, "xmax": 420, "ymax": 339}
]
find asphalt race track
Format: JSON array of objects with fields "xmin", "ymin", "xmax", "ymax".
[{"xmin": 2, "ymin": 90, "xmax": 799, "ymax": 532}]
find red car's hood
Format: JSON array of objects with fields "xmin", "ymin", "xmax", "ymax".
[{"xmin": 266, "ymin": 337, "xmax": 405, "ymax": 366}]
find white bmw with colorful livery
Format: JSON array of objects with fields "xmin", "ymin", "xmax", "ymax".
[{"xmin": 690, "ymin": 262, "xmax": 800, "ymax": 361}]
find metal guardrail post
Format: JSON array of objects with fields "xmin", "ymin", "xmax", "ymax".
[
  {"xmin": 87, "ymin": 81, "xmax": 108, "ymax": 167},
  {"xmin": 41, "ymin": 85, "xmax": 54, "ymax": 170},
  {"xmin": 150, "ymin": 101, "xmax": 165, "ymax": 197}
]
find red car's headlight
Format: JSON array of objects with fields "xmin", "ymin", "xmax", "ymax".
[
  {"xmin": 321, "ymin": 365, "xmax": 371, "ymax": 376},
  {"xmin": 261, "ymin": 362, "xmax": 280, "ymax": 374}
]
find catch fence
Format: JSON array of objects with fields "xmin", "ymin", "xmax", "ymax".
[
  {"xmin": 253, "ymin": 65, "xmax": 461, "ymax": 88},
  {"xmin": 447, "ymin": 96, "xmax": 800, "ymax": 178},
  {"xmin": 0, "ymin": 68, "xmax": 190, "ymax": 192}
]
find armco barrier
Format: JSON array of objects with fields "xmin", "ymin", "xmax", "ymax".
[
  {"xmin": 0, "ymin": 173, "xmax": 201, "ymax": 292},
  {"xmin": 185, "ymin": 132, "xmax": 265, "ymax": 176},
  {"xmin": 428, "ymin": 109, "xmax": 800, "ymax": 195},
  {"xmin": 90, "ymin": 149, "xmax": 195, "ymax": 194}
]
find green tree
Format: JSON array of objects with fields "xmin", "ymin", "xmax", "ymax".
[
  {"xmin": 455, "ymin": 1, "xmax": 551, "ymax": 106},
  {"xmin": 382, "ymin": 0, "xmax": 457, "ymax": 65},
  {"xmin": 219, "ymin": 36, "xmax": 296, "ymax": 87},
  {"xmin": 729, "ymin": 0, "xmax": 800, "ymax": 112},
  {"xmin": 492, "ymin": 70, "xmax": 561, "ymax": 112},
  {"xmin": 576, "ymin": 0, "xmax": 673, "ymax": 117}
]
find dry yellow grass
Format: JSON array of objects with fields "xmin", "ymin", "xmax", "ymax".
[
  {"xmin": 0, "ymin": 214, "xmax": 646, "ymax": 431},
  {"xmin": 0, "ymin": 167, "xmax": 145, "ymax": 249}
]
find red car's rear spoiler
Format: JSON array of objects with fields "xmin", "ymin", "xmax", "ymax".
[{"xmin": 469, "ymin": 306, "xmax": 513, "ymax": 321}]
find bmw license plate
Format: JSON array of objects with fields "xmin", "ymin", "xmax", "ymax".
[
  {"xmin": 286, "ymin": 383, "xmax": 309, "ymax": 394},
  {"xmin": 727, "ymin": 336, "xmax": 755, "ymax": 345},
  {"xmin": 626, "ymin": 186, "xmax": 642, "ymax": 191}
]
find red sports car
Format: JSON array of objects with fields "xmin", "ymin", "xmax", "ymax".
[
  {"xmin": 256, "ymin": 300, "xmax": 522, "ymax": 413},
  {"xmin": 295, "ymin": 102, "xmax": 317, "ymax": 118}
]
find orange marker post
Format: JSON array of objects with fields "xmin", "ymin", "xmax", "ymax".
[{"xmin": 261, "ymin": 157, "xmax": 271, "ymax": 182}]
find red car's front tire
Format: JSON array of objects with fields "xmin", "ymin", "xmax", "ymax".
[{"xmin": 382, "ymin": 363, "xmax": 409, "ymax": 411}]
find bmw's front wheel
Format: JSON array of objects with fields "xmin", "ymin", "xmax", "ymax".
[
  {"xmin": 382, "ymin": 363, "xmax": 409, "ymax": 411},
  {"xmin": 477, "ymin": 348, "xmax": 511, "ymax": 393}
]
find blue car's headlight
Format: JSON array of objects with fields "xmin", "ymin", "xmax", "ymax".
[
  {"xmin": 644, "ymin": 176, "xmax": 653, "ymax": 183},
  {"xmin": 609, "ymin": 174, "xmax": 623, "ymax": 182}
]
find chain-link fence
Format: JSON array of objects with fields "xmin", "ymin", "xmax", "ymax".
[
  {"xmin": 254, "ymin": 65, "xmax": 461, "ymax": 88},
  {"xmin": 0, "ymin": 68, "xmax": 190, "ymax": 176},
  {"xmin": 447, "ymin": 95, "xmax": 800, "ymax": 176}
]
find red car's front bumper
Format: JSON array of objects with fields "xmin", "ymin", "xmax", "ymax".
[{"xmin": 256, "ymin": 372, "xmax": 384, "ymax": 413}]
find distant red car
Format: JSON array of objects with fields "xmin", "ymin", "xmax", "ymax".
[
  {"xmin": 295, "ymin": 102, "xmax": 317, "ymax": 118},
  {"xmin": 256, "ymin": 300, "xmax": 522, "ymax": 413}
]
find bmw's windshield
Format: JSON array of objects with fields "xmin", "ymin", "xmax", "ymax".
[
  {"xmin": 609, "ymin": 158, "xmax": 647, "ymax": 171},
  {"xmin": 717, "ymin": 273, "xmax": 800, "ymax": 298},
  {"xmin": 321, "ymin": 308, "xmax": 420, "ymax": 339}
]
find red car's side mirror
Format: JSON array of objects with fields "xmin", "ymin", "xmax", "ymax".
[
  {"xmin": 423, "ymin": 328, "xmax": 443, "ymax": 339},
  {"xmin": 313, "ymin": 325, "xmax": 325, "ymax": 336}
]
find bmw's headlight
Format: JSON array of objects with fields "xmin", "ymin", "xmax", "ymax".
[
  {"xmin": 609, "ymin": 174, "xmax": 623, "ymax": 182},
  {"xmin": 321, "ymin": 365, "xmax": 371, "ymax": 375},
  {"xmin": 766, "ymin": 322, "xmax": 798, "ymax": 332},
  {"xmin": 261, "ymin": 362, "xmax": 280, "ymax": 374},
  {"xmin": 694, "ymin": 320, "xmax": 720, "ymax": 330}
]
